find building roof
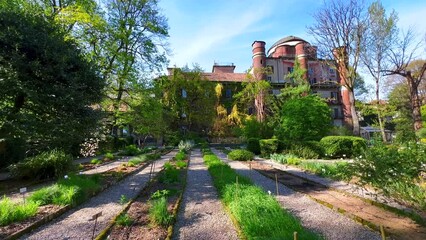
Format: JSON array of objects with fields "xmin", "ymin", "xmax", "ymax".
[
  {"xmin": 268, "ymin": 36, "xmax": 307, "ymax": 52},
  {"xmin": 202, "ymin": 73, "xmax": 247, "ymax": 82}
]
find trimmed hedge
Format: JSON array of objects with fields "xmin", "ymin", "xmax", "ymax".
[
  {"xmin": 227, "ymin": 149, "xmax": 254, "ymax": 161},
  {"xmin": 320, "ymin": 136, "xmax": 367, "ymax": 158},
  {"xmin": 259, "ymin": 139, "xmax": 278, "ymax": 158},
  {"xmin": 247, "ymin": 138, "xmax": 260, "ymax": 155},
  {"xmin": 288, "ymin": 141, "xmax": 323, "ymax": 159}
]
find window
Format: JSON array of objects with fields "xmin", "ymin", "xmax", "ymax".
[
  {"xmin": 329, "ymin": 68, "xmax": 335, "ymax": 75},
  {"xmin": 225, "ymin": 88, "xmax": 232, "ymax": 98},
  {"xmin": 287, "ymin": 67, "xmax": 294, "ymax": 73},
  {"xmin": 181, "ymin": 89, "xmax": 187, "ymax": 98},
  {"xmin": 267, "ymin": 65, "xmax": 274, "ymax": 74},
  {"xmin": 333, "ymin": 108, "xmax": 339, "ymax": 118},
  {"xmin": 267, "ymin": 76, "xmax": 272, "ymax": 81},
  {"xmin": 330, "ymin": 92, "xmax": 338, "ymax": 100}
]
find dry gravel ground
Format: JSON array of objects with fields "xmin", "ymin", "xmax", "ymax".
[
  {"xmin": 172, "ymin": 149, "xmax": 239, "ymax": 240},
  {"xmin": 20, "ymin": 150, "xmax": 177, "ymax": 240},
  {"xmin": 212, "ymin": 149, "xmax": 381, "ymax": 240}
]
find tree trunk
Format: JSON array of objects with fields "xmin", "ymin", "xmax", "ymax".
[
  {"xmin": 348, "ymin": 90, "xmax": 360, "ymax": 136},
  {"xmin": 255, "ymin": 90, "xmax": 265, "ymax": 122},
  {"xmin": 375, "ymin": 78, "xmax": 387, "ymax": 142},
  {"xmin": 407, "ymin": 76, "xmax": 423, "ymax": 131}
]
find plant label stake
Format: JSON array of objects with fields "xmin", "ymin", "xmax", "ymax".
[
  {"xmin": 149, "ymin": 162, "xmax": 154, "ymax": 181},
  {"xmin": 275, "ymin": 173, "xmax": 279, "ymax": 196},
  {"xmin": 380, "ymin": 225, "xmax": 386, "ymax": 240},
  {"xmin": 90, "ymin": 211, "xmax": 102, "ymax": 240},
  {"xmin": 20, "ymin": 187, "xmax": 27, "ymax": 203},
  {"xmin": 130, "ymin": 183, "xmax": 137, "ymax": 191},
  {"xmin": 293, "ymin": 231, "xmax": 298, "ymax": 240}
]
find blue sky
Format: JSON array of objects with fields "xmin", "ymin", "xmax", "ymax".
[{"xmin": 159, "ymin": 0, "xmax": 426, "ymax": 75}]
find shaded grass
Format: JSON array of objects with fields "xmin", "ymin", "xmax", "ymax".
[
  {"xmin": 203, "ymin": 152, "xmax": 322, "ymax": 240},
  {"xmin": 29, "ymin": 174, "xmax": 102, "ymax": 206},
  {"xmin": 0, "ymin": 197, "xmax": 39, "ymax": 226}
]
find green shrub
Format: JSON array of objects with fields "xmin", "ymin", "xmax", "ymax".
[
  {"xmin": 270, "ymin": 153, "xmax": 287, "ymax": 164},
  {"xmin": 300, "ymin": 162, "xmax": 351, "ymax": 181},
  {"xmin": 175, "ymin": 151, "xmax": 186, "ymax": 161},
  {"xmin": 149, "ymin": 196, "xmax": 173, "ymax": 226},
  {"xmin": 287, "ymin": 156, "xmax": 301, "ymax": 165},
  {"xmin": 288, "ymin": 141, "xmax": 323, "ymax": 159},
  {"xmin": 259, "ymin": 139, "xmax": 278, "ymax": 158},
  {"xmin": 175, "ymin": 160, "xmax": 187, "ymax": 169},
  {"xmin": 146, "ymin": 153, "xmax": 161, "ymax": 160},
  {"xmin": 159, "ymin": 164, "xmax": 179, "ymax": 183},
  {"xmin": 246, "ymin": 138, "xmax": 261, "ymax": 155},
  {"xmin": 416, "ymin": 128, "xmax": 426, "ymax": 139},
  {"xmin": 9, "ymin": 149, "xmax": 73, "ymax": 179},
  {"xmin": 122, "ymin": 144, "xmax": 141, "ymax": 156},
  {"xmin": 116, "ymin": 213, "xmax": 133, "ymax": 226},
  {"xmin": 104, "ymin": 152, "xmax": 115, "ymax": 160},
  {"xmin": 178, "ymin": 140, "xmax": 194, "ymax": 152},
  {"xmin": 150, "ymin": 190, "xmax": 170, "ymax": 200},
  {"xmin": 0, "ymin": 197, "xmax": 39, "ymax": 226},
  {"xmin": 227, "ymin": 149, "xmax": 254, "ymax": 161},
  {"xmin": 90, "ymin": 158, "xmax": 102, "ymax": 165},
  {"xmin": 320, "ymin": 136, "xmax": 367, "ymax": 158}
]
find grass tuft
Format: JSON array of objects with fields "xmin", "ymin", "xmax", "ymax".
[
  {"xmin": 0, "ymin": 197, "xmax": 39, "ymax": 226},
  {"xmin": 149, "ymin": 196, "xmax": 173, "ymax": 226}
]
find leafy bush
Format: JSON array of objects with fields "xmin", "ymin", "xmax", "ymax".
[
  {"xmin": 246, "ymin": 138, "xmax": 261, "ymax": 155},
  {"xmin": 259, "ymin": 139, "xmax": 278, "ymax": 158},
  {"xmin": 149, "ymin": 196, "xmax": 173, "ymax": 226},
  {"xmin": 287, "ymin": 156, "xmax": 302, "ymax": 165},
  {"xmin": 270, "ymin": 153, "xmax": 287, "ymax": 164},
  {"xmin": 227, "ymin": 149, "xmax": 254, "ymax": 161},
  {"xmin": 241, "ymin": 118, "xmax": 273, "ymax": 139},
  {"xmin": 122, "ymin": 144, "xmax": 141, "ymax": 156},
  {"xmin": 288, "ymin": 141, "xmax": 323, "ymax": 159},
  {"xmin": 175, "ymin": 151, "xmax": 186, "ymax": 161},
  {"xmin": 150, "ymin": 190, "xmax": 170, "ymax": 200},
  {"xmin": 119, "ymin": 195, "xmax": 129, "ymax": 205},
  {"xmin": 104, "ymin": 152, "xmax": 114, "ymax": 160},
  {"xmin": 175, "ymin": 160, "xmax": 187, "ymax": 169},
  {"xmin": 90, "ymin": 158, "xmax": 102, "ymax": 165},
  {"xmin": 300, "ymin": 162, "xmax": 351, "ymax": 181},
  {"xmin": 320, "ymin": 136, "xmax": 366, "ymax": 158},
  {"xmin": 146, "ymin": 153, "xmax": 161, "ymax": 160},
  {"xmin": 159, "ymin": 164, "xmax": 180, "ymax": 183},
  {"xmin": 0, "ymin": 197, "xmax": 39, "ymax": 226},
  {"xmin": 416, "ymin": 128, "xmax": 426, "ymax": 139},
  {"xmin": 9, "ymin": 149, "xmax": 73, "ymax": 179},
  {"xmin": 116, "ymin": 213, "xmax": 133, "ymax": 226}
]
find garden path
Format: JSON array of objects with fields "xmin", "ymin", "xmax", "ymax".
[
  {"xmin": 172, "ymin": 149, "xmax": 239, "ymax": 240},
  {"xmin": 212, "ymin": 148, "xmax": 381, "ymax": 240},
  {"xmin": 20, "ymin": 150, "xmax": 177, "ymax": 240}
]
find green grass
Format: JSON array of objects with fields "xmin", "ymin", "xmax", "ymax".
[
  {"xmin": 175, "ymin": 160, "xmax": 187, "ymax": 169},
  {"xmin": 149, "ymin": 196, "xmax": 173, "ymax": 226},
  {"xmin": 116, "ymin": 213, "xmax": 133, "ymax": 226},
  {"xmin": 90, "ymin": 158, "xmax": 102, "ymax": 165},
  {"xmin": 299, "ymin": 162, "xmax": 351, "ymax": 181},
  {"xmin": 203, "ymin": 151, "xmax": 322, "ymax": 240},
  {"xmin": 175, "ymin": 151, "xmax": 186, "ymax": 161},
  {"xmin": 29, "ymin": 174, "xmax": 102, "ymax": 206},
  {"xmin": 159, "ymin": 164, "xmax": 180, "ymax": 184},
  {"xmin": 0, "ymin": 197, "xmax": 39, "ymax": 226}
]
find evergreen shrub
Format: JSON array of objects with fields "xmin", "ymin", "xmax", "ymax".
[
  {"xmin": 320, "ymin": 136, "xmax": 366, "ymax": 158},
  {"xmin": 247, "ymin": 138, "xmax": 260, "ymax": 155},
  {"xmin": 259, "ymin": 139, "xmax": 278, "ymax": 158},
  {"xmin": 227, "ymin": 149, "xmax": 254, "ymax": 161}
]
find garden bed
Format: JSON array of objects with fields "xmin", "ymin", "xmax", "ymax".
[
  {"xmin": 0, "ymin": 152, "xmax": 168, "ymax": 239},
  {"xmin": 104, "ymin": 158, "xmax": 188, "ymax": 240}
]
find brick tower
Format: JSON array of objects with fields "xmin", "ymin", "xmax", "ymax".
[{"xmin": 252, "ymin": 41, "xmax": 266, "ymax": 80}]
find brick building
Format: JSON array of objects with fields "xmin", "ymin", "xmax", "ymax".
[{"xmin": 167, "ymin": 35, "xmax": 352, "ymax": 127}]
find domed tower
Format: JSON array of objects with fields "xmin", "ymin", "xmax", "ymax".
[
  {"xmin": 252, "ymin": 41, "xmax": 266, "ymax": 80},
  {"xmin": 333, "ymin": 46, "xmax": 352, "ymax": 128}
]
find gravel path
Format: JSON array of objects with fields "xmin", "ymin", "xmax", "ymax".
[
  {"xmin": 212, "ymin": 149, "xmax": 381, "ymax": 240},
  {"xmin": 21, "ymin": 150, "xmax": 177, "ymax": 240},
  {"xmin": 173, "ymin": 149, "xmax": 239, "ymax": 240}
]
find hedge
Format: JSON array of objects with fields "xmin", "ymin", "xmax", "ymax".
[
  {"xmin": 259, "ymin": 139, "xmax": 279, "ymax": 158},
  {"xmin": 320, "ymin": 136, "xmax": 367, "ymax": 158},
  {"xmin": 288, "ymin": 141, "xmax": 323, "ymax": 159},
  {"xmin": 227, "ymin": 149, "xmax": 254, "ymax": 161},
  {"xmin": 247, "ymin": 138, "xmax": 260, "ymax": 155}
]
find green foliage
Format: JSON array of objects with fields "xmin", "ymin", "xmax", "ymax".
[
  {"xmin": 240, "ymin": 118, "xmax": 273, "ymax": 140},
  {"xmin": 259, "ymin": 139, "xmax": 279, "ymax": 158},
  {"xmin": 9, "ymin": 150, "xmax": 73, "ymax": 180},
  {"xmin": 175, "ymin": 151, "xmax": 186, "ymax": 161},
  {"xmin": 116, "ymin": 213, "xmax": 133, "ymax": 226},
  {"xmin": 300, "ymin": 162, "xmax": 351, "ymax": 181},
  {"xmin": 227, "ymin": 149, "xmax": 254, "ymax": 161},
  {"xmin": 150, "ymin": 190, "xmax": 170, "ymax": 200},
  {"xmin": 277, "ymin": 95, "xmax": 332, "ymax": 141},
  {"xmin": 288, "ymin": 141, "xmax": 323, "ymax": 159},
  {"xmin": 159, "ymin": 163, "xmax": 179, "ymax": 184},
  {"xmin": 146, "ymin": 153, "xmax": 161, "ymax": 160},
  {"xmin": 178, "ymin": 140, "xmax": 194, "ymax": 152},
  {"xmin": 122, "ymin": 145, "xmax": 142, "ymax": 156},
  {"xmin": 127, "ymin": 157, "xmax": 145, "ymax": 166},
  {"xmin": 328, "ymin": 126, "xmax": 353, "ymax": 136},
  {"xmin": 104, "ymin": 153, "xmax": 114, "ymax": 160},
  {"xmin": 351, "ymin": 142, "xmax": 426, "ymax": 209},
  {"xmin": 28, "ymin": 174, "xmax": 101, "ymax": 206},
  {"xmin": 287, "ymin": 156, "xmax": 302, "ymax": 165},
  {"xmin": 246, "ymin": 138, "xmax": 261, "ymax": 155},
  {"xmin": 90, "ymin": 158, "xmax": 102, "ymax": 165},
  {"xmin": 149, "ymin": 196, "xmax": 173, "ymax": 226},
  {"xmin": 320, "ymin": 136, "xmax": 367, "ymax": 158},
  {"xmin": 0, "ymin": 197, "xmax": 39, "ymax": 226},
  {"xmin": 119, "ymin": 195, "xmax": 129, "ymax": 205},
  {"xmin": 270, "ymin": 153, "xmax": 299, "ymax": 164},
  {"xmin": 416, "ymin": 128, "xmax": 426, "ymax": 139},
  {"xmin": 175, "ymin": 160, "xmax": 187, "ymax": 169},
  {"xmin": 203, "ymin": 153, "xmax": 320, "ymax": 239},
  {"xmin": 0, "ymin": 5, "xmax": 104, "ymax": 159}
]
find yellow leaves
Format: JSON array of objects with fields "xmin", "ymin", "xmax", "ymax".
[
  {"xmin": 227, "ymin": 104, "xmax": 241, "ymax": 126},
  {"xmin": 215, "ymin": 83, "xmax": 223, "ymax": 99}
]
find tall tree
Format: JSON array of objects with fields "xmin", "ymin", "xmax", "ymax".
[
  {"xmin": 308, "ymin": 0, "xmax": 367, "ymax": 135},
  {"xmin": 385, "ymin": 29, "xmax": 425, "ymax": 131},
  {"xmin": 361, "ymin": 0, "xmax": 398, "ymax": 141}
]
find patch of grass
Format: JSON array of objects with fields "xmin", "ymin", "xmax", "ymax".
[
  {"xmin": 149, "ymin": 196, "xmax": 173, "ymax": 226},
  {"xmin": 90, "ymin": 158, "xmax": 102, "ymax": 165},
  {"xmin": 299, "ymin": 162, "xmax": 351, "ymax": 181},
  {"xmin": 116, "ymin": 213, "xmax": 133, "ymax": 226},
  {"xmin": 29, "ymin": 174, "xmax": 102, "ymax": 206},
  {"xmin": 0, "ymin": 197, "xmax": 39, "ymax": 226},
  {"xmin": 159, "ymin": 164, "xmax": 180, "ymax": 184},
  {"xmin": 104, "ymin": 153, "xmax": 115, "ymax": 160},
  {"xmin": 150, "ymin": 189, "xmax": 170, "ymax": 200},
  {"xmin": 203, "ymin": 151, "xmax": 322, "ymax": 240},
  {"xmin": 175, "ymin": 151, "xmax": 186, "ymax": 161},
  {"xmin": 119, "ymin": 195, "xmax": 129, "ymax": 205},
  {"xmin": 175, "ymin": 160, "xmax": 187, "ymax": 169}
]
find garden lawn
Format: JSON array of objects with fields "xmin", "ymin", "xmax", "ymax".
[{"xmin": 203, "ymin": 150, "xmax": 322, "ymax": 240}]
